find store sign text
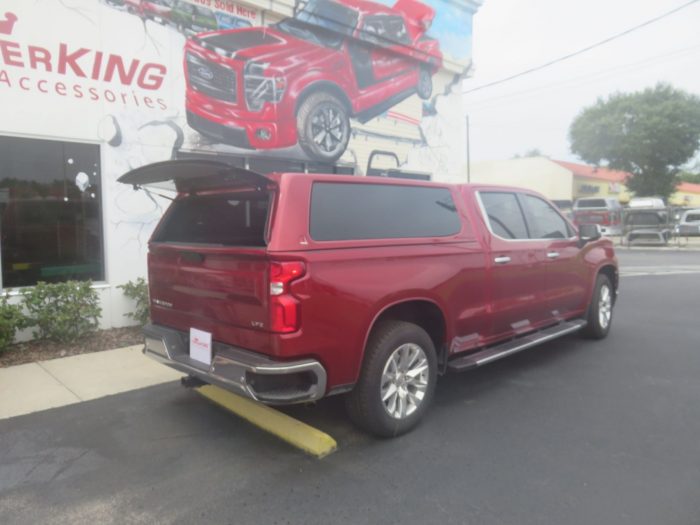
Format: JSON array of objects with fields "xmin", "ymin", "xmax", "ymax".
[{"xmin": 0, "ymin": 39, "xmax": 169, "ymax": 109}]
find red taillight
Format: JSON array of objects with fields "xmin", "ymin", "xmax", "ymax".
[
  {"xmin": 600, "ymin": 212, "xmax": 611, "ymax": 225},
  {"xmin": 269, "ymin": 261, "xmax": 305, "ymax": 333}
]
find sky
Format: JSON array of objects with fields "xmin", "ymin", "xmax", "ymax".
[{"xmin": 462, "ymin": 0, "xmax": 700, "ymax": 164}]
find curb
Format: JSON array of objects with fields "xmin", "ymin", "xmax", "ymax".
[{"xmin": 197, "ymin": 385, "xmax": 338, "ymax": 458}]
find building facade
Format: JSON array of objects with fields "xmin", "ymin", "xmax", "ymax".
[
  {"xmin": 0, "ymin": 0, "xmax": 482, "ymax": 329},
  {"xmin": 471, "ymin": 157, "xmax": 700, "ymax": 207}
]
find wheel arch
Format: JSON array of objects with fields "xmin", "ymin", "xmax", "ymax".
[
  {"xmin": 356, "ymin": 298, "xmax": 450, "ymax": 382},
  {"xmin": 294, "ymin": 81, "xmax": 353, "ymax": 117}
]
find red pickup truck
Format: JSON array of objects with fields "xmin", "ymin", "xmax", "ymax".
[
  {"xmin": 119, "ymin": 161, "xmax": 618, "ymax": 437},
  {"xmin": 184, "ymin": 0, "xmax": 441, "ymax": 162}
]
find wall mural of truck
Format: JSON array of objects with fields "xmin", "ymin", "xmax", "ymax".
[
  {"xmin": 110, "ymin": 0, "xmax": 473, "ymax": 165},
  {"xmin": 183, "ymin": 0, "xmax": 442, "ymax": 161}
]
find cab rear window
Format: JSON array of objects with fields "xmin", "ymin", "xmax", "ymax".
[
  {"xmin": 309, "ymin": 182, "xmax": 461, "ymax": 241},
  {"xmin": 153, "ymin": 191, "xmax": 270, "ymax": 246}
]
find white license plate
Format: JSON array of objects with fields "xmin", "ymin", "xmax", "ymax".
[{"xmin": 189, "ymin": 327, "xmax": 212, "ymax": 365}]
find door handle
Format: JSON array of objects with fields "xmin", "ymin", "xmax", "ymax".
[
  {"xmin": 494, "ymin": 256, "xmax": 511, "ymax": 265},
  {"xmin": 547, "ymin": 251, "xmax": 560, "ymax": 259}
]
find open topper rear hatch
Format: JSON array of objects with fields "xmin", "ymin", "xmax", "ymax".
[
  {"xmin": 118, "ymin": 160, "xmax": 284, "ymax": 340},
  {"xmin": 117, "ymin": 159, "xmax": 273, "ymax": 193}
]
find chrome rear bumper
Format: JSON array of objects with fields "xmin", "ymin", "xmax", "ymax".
[{"xmin": 143, "ymin": 324, "xmax": 327, "ymax": 404}]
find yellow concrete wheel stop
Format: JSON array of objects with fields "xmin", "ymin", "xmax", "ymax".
[{"xmin": 196, "ymin": 385, "xmax": 337, "ymax": 458}]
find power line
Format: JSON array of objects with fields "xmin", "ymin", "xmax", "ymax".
[
  {"xmin": 465, "ymin": 44, "xmax": 700, "ymax": 110},
  {"xmin": 462, "ymin": 0, "xmax": 700, "ymax": 95}
]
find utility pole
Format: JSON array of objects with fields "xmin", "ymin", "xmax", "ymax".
[{"xmin": 466, "ymin": 115, "xmax": 471, "ymax": 183}]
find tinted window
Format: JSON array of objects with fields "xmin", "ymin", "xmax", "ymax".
[
  {"xmin": 479, "ymin": 192, "xmax": 528, "ymax": 240},
  {"xmin": 248, "ymin": 157, "xmax": 304, "ymax": 174},
  {"xmin": 576, "ymin": 199, "xmax": 607, "ymax": 208},
  {"xmin": 624, "ymin": 211, "xmax": 665, "ymax": 226},
  {"xmin": 0, "ymin": 136, "xmax": 104, "ymax": 288},
  {"xmin": 684, "ymin": 213, "xmax": 700, "ymax": 222},
  {"xmin": 310, "ymin": 183, "xmax": 461, "ymax": 241},
  {"xmin": 360, "ymin": 16, "xmax": 386, "ymax": 45},
  {"xmin": 384, "ymin": 16, "xmax": 410, "ymax": 44},
  {"xmin": 154, "ymin": 192, "xmax": 270, "ymax": 246},
  {"xmin": 522, "ymin": 195, "xmax": 570, "ymax": 239}
]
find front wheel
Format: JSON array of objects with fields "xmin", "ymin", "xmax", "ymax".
[
  {"xmin": 582, "ymin": 274, "xmax": 614, "ymax": 339},
  {"xmin": 345, "ymin": 321, "xmax": 437, "ymax": 438},
  {"xmin": 296, "ymin": 91, "xmax": 350, "ymax": 162}
]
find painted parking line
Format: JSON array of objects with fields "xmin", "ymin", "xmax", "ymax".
[
  {"xmin": 196, "ymin": 385, "xmax": 338, "ymax": 459},
  {"xmin": 621, "ymin": 266, "xmax": 700, "ymax": 277}
]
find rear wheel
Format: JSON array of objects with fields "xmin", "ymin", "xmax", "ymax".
[
  {"xmin": 345, "ymin": 321, "xmax": 437, "ymax": 438},
  {"xmin": 416, "ymin": 67, "xmax": 432, "ymax": 100},
  {"xmin": 582, "ymin": 274, "xmax": 614, "ymax": 339}
]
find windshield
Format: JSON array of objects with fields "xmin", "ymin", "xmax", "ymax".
[{"xmin": 275, "ymin": 0, "xmax": 358, "ymax": 49}]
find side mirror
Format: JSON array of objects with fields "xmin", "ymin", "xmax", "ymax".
[{"xmin": 578, "ymin": 223, "xmax": 602, "ymax": 247}]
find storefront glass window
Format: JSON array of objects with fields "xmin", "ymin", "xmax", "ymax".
[{"xmin": 0, "ymin": 136, "xmax": 104, "ymax": 288}]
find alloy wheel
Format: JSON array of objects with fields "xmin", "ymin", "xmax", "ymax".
[
  {"xmin": 310, "ymin": 104, "xmax": 347, "ymax": 156},
  {"xmin": 380, "ymin": 343, "xmax": 429, "ymax": 419},
  {"xmin": 598, "ymin": 284, "xmax": 612, "ymax": 329}
]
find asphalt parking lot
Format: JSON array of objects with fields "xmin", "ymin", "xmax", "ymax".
[{"xmin": 2, "ymin": 250, "xmax": 700, "ymax": 525}]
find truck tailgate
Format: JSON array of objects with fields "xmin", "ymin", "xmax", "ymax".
[{"xmin": 148, "ymin": 244, "xmax": 269, "ymax": 334}]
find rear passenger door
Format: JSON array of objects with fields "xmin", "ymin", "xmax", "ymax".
[
  {"xmin": 478, "ymin": 191, "xmax": 550, "ymax": 339},
  {"xmin": 519, "ymin": 194, "xmax": 587, "ymax": 319}
]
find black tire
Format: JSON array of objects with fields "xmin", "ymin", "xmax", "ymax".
[
  {"xmin": 345, "ymin": 321, "xmax": 438, "ymax": 438},
  {"xmin": 416, "ymin": 67, "xmax": 432, "ymax": 100},
  {"xmin": 296, "ymin": 91, "xmax": 350, "ymax": 162},
  {"xmin": 582, "ymin": 274, "xmax": 614, "ymax": 339}
]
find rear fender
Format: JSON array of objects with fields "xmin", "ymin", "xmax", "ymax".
[{"xmin": 354, "ymin": 296, "xmax": 451, "ymax": 382}]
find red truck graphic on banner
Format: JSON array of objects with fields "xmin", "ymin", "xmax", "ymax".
[{"xmin": 184, "ymin": 0, "xmax": 441, "ymax": 161}]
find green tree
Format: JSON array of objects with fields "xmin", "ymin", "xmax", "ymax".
[
  {"xmin": 679, "ymin": 171, "xmax": 700, "ymax": 184},
  {"xmin": 679, "ymin": 159, "xmax": 700, "ymax": 183},
  {"xmin": 569, "ymin": 84, "xmax": 700, "ymax": 199}
]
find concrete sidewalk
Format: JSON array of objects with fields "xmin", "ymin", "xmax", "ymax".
[{"xmin": 0, "ymin": 346, "xmax": 182, "ymax": 420}]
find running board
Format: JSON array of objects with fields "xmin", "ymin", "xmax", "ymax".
[{"xmin": 447, "ymin": 319, "xmax": 587, "ymax": 372}]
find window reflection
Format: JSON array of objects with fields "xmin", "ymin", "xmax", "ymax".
[{"xmin": 0, "ymin": 136, "xmax": 104, "ymax": 288}]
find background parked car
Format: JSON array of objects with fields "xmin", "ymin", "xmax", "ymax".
[
  {"xmin": 552, "ymin": 199, "xmax": 573, "ymax": 220},
  {"xmin": 623, "ymin": 208, "xmax": 673, "ymax": 245},
  {"xmin": 141, "ymin": 0, "xmax": 174, "ymax": 24},
  {"xmin": 171, "ymin": 1, "xmax": 217, "ymax": 34},
  {"xmin": 675, "ymin": 208, "xmax": 700, "ymax": 236},
  {"xmin": 628, "ymin": 196, "xmax": 666, "ymax": 209},
  {"xmin": 572, "ymin": 197, "xmax": 623, "ymax": 235},
  {"xmin": 124, "ymin": 0, "xmax": 143, "ymax": 15}
]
